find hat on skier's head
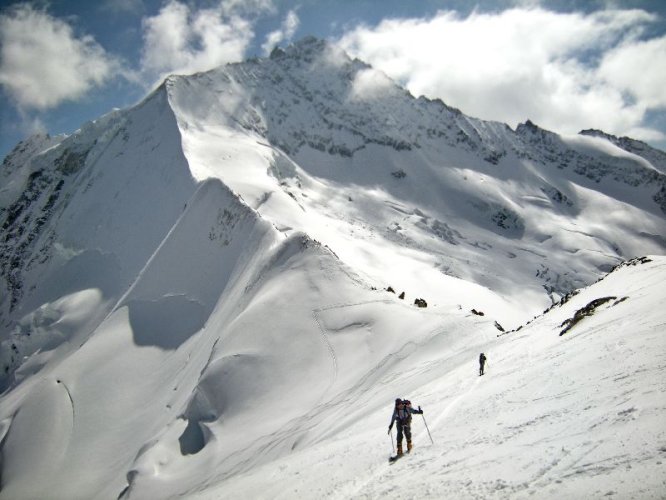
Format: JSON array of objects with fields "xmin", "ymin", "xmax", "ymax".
[{"xmin": 395, "ymin": 398, "xmax": 403, "ymax": 405}]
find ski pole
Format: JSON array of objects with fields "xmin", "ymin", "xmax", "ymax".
[
  {"xmin": 420, "ymin": 407, "xmax": 434, "ymax": 444},
  {"xmin": 388, "ymin": 427, "xmax": 395, "ymax": 453}
]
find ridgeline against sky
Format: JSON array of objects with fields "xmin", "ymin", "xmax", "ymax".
[{"xmin": 1, "ymin": 0, "xmax": 666, "ymax": 161}]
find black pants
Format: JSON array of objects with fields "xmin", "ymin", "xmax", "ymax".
[{"xmin": 397, "ymin": 421, "xmax": 412, "ymax": 445}]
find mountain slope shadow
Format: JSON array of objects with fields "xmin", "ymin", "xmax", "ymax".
[
  {"xmin": 127, "ymin": 295, "xmax": 206, "ymax": 349},
  {"xmin": 19, "ymin": 249, "xmax": 123, "ymax": 315}
]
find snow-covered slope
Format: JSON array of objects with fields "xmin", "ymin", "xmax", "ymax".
[
  {"xmin": 190, "ymin": 256, "xmax": 666, "ymax": 500},
  {"xmin": 0, "ymin": 37, "xmax": 665, "ymax": 499}
]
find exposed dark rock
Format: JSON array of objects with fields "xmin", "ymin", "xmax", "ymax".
[{"xmin": 559, "ymin": 297, "xmax": 617, "ymax": 336}]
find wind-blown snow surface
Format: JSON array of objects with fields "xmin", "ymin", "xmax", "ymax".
[{"xmin": 0, "ymin": 37, "xmax": 665, "ymax": 499}]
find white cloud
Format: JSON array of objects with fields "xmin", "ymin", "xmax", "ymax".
[
  {"xmin": 350, "ymin": 68, "xmax": 394, "ymax": 101},
  {"xmin": 261, "ymin": 10, "xmax": 300, "ymax": 55},
  {"xmin": 22, "ymin": 113, "xmax": 47, "ymax": 136},
  {"xmin": 101, "ymin": 0, "xmax": 145, "ymax": 15},
  {"xmin": 218, "ymin": 0, "xmax": 276, "ymax": 17},
  {"xmin": 336, "ymin": 7, "xmax": 665, "ymax": 142},
  {"xmin": 0, "ymin": 4, "xmax": 119, "ymax": 110},
  {"xmin": 598, "ymin": 36, "xmax": 666, "ymax": 109},
  {"xmin": 140, "ymin": 0, "xmax": 273, "ymax": 82}
]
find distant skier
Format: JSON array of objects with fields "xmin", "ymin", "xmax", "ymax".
[
  {"xmin": 479, "ymin": 352, "xmax": 487, "ymax": 376},
  {"xmin": 388, "ymin": 398, "xmax": 423, "ymax": 457}
]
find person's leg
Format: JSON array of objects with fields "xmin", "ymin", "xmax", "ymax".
[
  {"xmin": 405, "ymin": 424, "xmax": 412, "ymax": 452},
  {"xmin": 396, "ymin": 423, "xmax": 404, "ymax": 455}
]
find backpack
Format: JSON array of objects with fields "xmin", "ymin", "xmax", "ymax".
[{"xmin": 401, "ymin": 400, "xmax": 413, "ymax": 423}]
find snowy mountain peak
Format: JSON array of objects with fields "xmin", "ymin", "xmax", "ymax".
[
  {"xmin": 516, "ymin": 118, "xmax": 544, "ymax": 134},
  {"xmin": 0, "ymin": 37, "xmax": 665, "ymax": 499},
  {"xmin": 269, "ymin": 35, "xmax": 332, "ymax": 61},
  {"xmin": 3, "ymin": 37, "xmax": 666, "ymax": 330}
]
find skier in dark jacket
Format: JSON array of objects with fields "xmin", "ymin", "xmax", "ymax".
[
  {"xmin": 388, "ymin": 398, "xmax": 423, "ymax": 456},
  {"xmin": 479, "ymin": 352, "xmax": 487, "ymax": 376}
]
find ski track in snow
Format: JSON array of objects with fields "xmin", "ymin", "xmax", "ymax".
[
  {"xmin": 428, "ymin": 374, "xmax": 483, "ymax": 430},
  {"xmin": 213, "ymin": 301, "xmax": 457, "ymax": 490},
  {"xmin": 311, "ymin": 307, "xmax": 339, "ymax": 400},
  {"xmin": 311, "ymin": 298, "xmax": 411, "ymax": 399},
  {"xmin": 345, "ymin": 373, "xmax": 485, "ymax": 499}
]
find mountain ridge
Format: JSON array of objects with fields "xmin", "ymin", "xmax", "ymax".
[
  {"xmin": 163, "ymin": 37, "xmax": 666, "ymax": 301},
  {"xmin": 0, "ymin": 35, "xmax": 665, "ymax": 500},
  {"xmin": 2, "ymin": 36, "xmax": 666, "ymax": 331}
]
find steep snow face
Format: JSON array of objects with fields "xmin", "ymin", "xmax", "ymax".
[
  {"xmin": 164, "ymin": 37, "xmax": 666, "ymax": 316},
  {"xmin": 0, "ymin": 176, "xmax": 283, "ymax": 499},
  {"xmin": 0, "ymin": 87, "xmax": 198, "ymax": 389},
  {"xmin": 0, "ymin": 133, "xmax": 66, "ymax": 207}
]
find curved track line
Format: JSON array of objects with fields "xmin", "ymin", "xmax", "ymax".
[
  {"xmin": 310, "ymin": 299, "xmax": 396, "ymax": 402},
  {"xmin": 426, "ymin": 375, "xmax": 482, "ymax": 434},
  {"xmin": 311, "ymin": 309, "xmax": 338, "ymax": 394}
]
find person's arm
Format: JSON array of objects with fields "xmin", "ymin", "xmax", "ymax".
[{"xmin": 388, "ymin": 410, "xmax": 397, "ymax": 430}]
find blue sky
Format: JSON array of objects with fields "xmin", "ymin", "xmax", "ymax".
[{"xmin": 1, "ymin": 0, "xmax": 665, "ymax": 160}]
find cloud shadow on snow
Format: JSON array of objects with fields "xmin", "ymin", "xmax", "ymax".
[{"xmin": 127, "ymin": 295, "xmax": 207, "ymax": 350}]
